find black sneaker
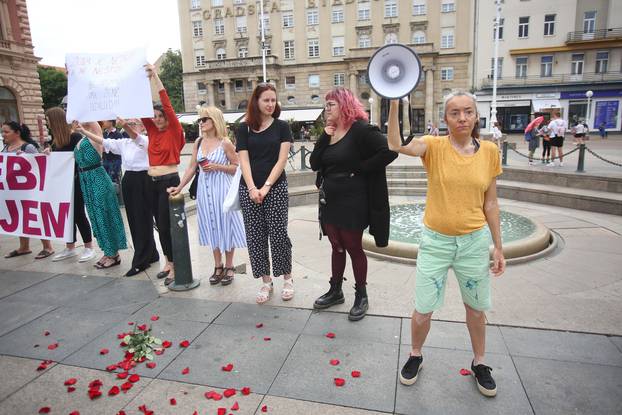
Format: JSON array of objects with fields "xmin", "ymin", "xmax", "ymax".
[
  {"xmin": 399, "ymin": 355, "xmax": 423, "ymax": 385},
  {"xmin": 471, "ymin": 361, "xmax": 497, "ymax": 397}
]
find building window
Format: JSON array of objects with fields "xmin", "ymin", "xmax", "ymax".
[
  {"xmin": 308, "ymin": 39, "xmax": 320, "ymax": 57},
  {"xmin": 311, "ymin": 94, "xmax": 320, "ymax": 103},
  {"xmin": 307, "ymin": 9, "xmax": 319, "ymax": 25},
  {"xmin": 247, "ymin": 80, "xmax": 254, "ymax": 90},
  {"xmin": 332, "ymin": 7, "xmax": 344, "ymax": 23},
  {"xmin": 195, "ymin": 53, "xmax": 206, "ymax": 67},
  {"xmin": 287, "ymin": 96, "xmax": 296, "ymax": 104},
  {"xmin": 236, "ymin": 16, "xmax": 247, "ymax": 33},
  {"xmin": 441, "ymin": 0, "xmax": 455, "ymax": 13},
  {"xmin": 309, "ymin": 74, "xmax": 320, "ymax": 88},
  {"xmin": 515, "ymin": 57, "xmax": 527, "ymax": 78},
  {"xmin": 359, "ymin": 72, "xmax": 369, "ymax": 85},
  {"xmin": 283, "ymin": 13, "xmax": 294, "ymax": 28},
  {"xmin": 333, "ymin": 73, "xmax": 345, "ymax": 86},
  {"xmin": 440, "ymin": 67, "xmax": 454, "ymax": 81},
  {"xmin": 385, "ymin": 0, "xmax": 397, "ymax": 18},
  {"xmin": 595, "ymin": 51, "xmax": 609, "ymax": 74},
  {"xmin": 197, "ymin": 82, "xmax": 206, "ymax": 94},
  {"xmin": 234, "ymin": 0, "xmax": 245, "ymax": 4},
  {"xmin": 190, "ymin": 0, "xmax": 201, "ymax": 10},
  {"xmin": 490, "ymin": 57, "xmax": 503, "ymax": 78},
  {"xmin": 441, "ymin": 29, "xmax": 454, "ymax": 48},
  {"xmin": 358, "ymin": 3, "xmax": 370, "ymax": 20},
  {"xmin": 216, "ymin": 48, "xmax": 226, "ymax": 60},
  {"xmin": 263, "ymin": 43, "xmax": 271, "ymax": 55},
  {"xmin": 214, "ymin": 19, "xmax": 224, "ymax": 35},
  {"xmin": 234, "ymin": 79, "xmax": 244, "ymax": 92},
  {"xmin": 285, "ymin": 76, "xmax": 296, "ymax": 89},
  {"xmin": 192, "ymin": 21, "xmax": 203, "ymax": 37},
  {"xmin": 540, "ymin": 55, "xmax": 552, "ymax": 77},
  {"xmin": 571, "ymin": 53, "xmax": 584, "ymax": 75},
  {"xmin": 412, "ymin": 0, "xmax": 426, "ymax": 16},
  {"xmin": 518, "ymin": 16, "xmax": 529, "ymax": 38},
  {"xmin": 544, "ymin": 14, "xmax": 555, "ymax": 36},
  {"xmin": 412, "ymin": 30, "xmax": 426, "ymax": 44},
  {"xmin": 358, "ymin": 34, "xmax": 371, "ymax": 48},
  {"xmin": 238, "ymin": 47, "xmax": 248, "ymax": 58},
  {"xmin": 494, "ymin": 18, "xmax": 504, "ymax": 40},
  {"xmin": 332, "ymin": 36, "xmax": 345, "ymax": 56},
  {"xmin": 284, "ymin": 40, "xmax": 295, "ymax": 59},
  {"xmin": 211, "ymin": 0, "xmax": 223, "ymax": 6},
  {"xmin": 218, "ymin": 82, "xmax": 224, "ymax": 93},
  {"xmin": 583, "ymin": 11, "xmax": 596, "ymax": 33},
  {"xmin": 259, "ymin": 15, "xmax": 270, "ymax": 31},
  {"xmin": 385, "ymin": 32, "xmax": 398, "ymax": 44}
]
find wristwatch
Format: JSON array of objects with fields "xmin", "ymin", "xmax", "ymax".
[{"xmin": 265, "ymin": 181, "xmax": 273, "ymax": 187}]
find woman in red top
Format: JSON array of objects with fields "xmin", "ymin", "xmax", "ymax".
[{"xmin": 141, "ymin": 64, "xmax": 186, "ymax": 285}]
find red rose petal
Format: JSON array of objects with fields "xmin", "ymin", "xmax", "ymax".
[
  {"xmin": 217, "ymin": 408, "xmax": 227, "ymax": 415},
  {"xmin": 43, "ymin": 331, "xmax": 50, "ymax": 336},
  {"xmin": 138, "ymin": 404, "xmax": 153, "ymax": 415},
  {"xmin": 106, "ymin": 364, "xmax": 117, "ymax": 372},
  {"xmin": 67, "ymin": 386, "xmax": 76, "ymax": 393},
  {"xmin": 108, "ymin": 385, "xmax": 120, "ymax": 396},
  {"xmin": 330, "ymin": 359, "xmax": 340, "ymax": 366},
  {"xmin": 261, "ymin": 405, "xmax": 268, "ymax": 412},
  {"xmin": 334, "ymin": 377, "xmax": 345, "ymax": 387},
  {"xmin": 117, "ymin": 372, "xmax": 128, "ymax": 379},
  {"xmin": 137, "ymin": 324, "xmax": 147, "ymax": 331},
  {"xmin": 38, "ymin": 407, "xmax": 51, "ymax": 414},
  {"xmin": 88, "ymin": 388, "xmax": 102, "ymax": 400},
  {"xmin": 47, "ymin": 343, "xmax": 59, "ymax": 350},
  {"xmin": 99, "ymin": 348, "xmax": 109, "ymax": 355},
  {"xmin": 150, "ymin": 315, "xmax": 159, "ymax": 321},
  {"xmin": 459, "ymin": 368, "xmax": 472, "ymax": 376},
  {"xmin": 325, "ymin": 332, "xmax": 336, "ymax": 339},
  {"xmin": 221, "ymin": 363, "xmax": 234, "ymax": 372},
  {"xmin": 351, "ymin": 370, "xmax": 361, "ymax": 378},
  {"xmin": 179, "ymin": 340, "xmax": 190, "ymax": 348},
  {"xmin": 241, "ymin": 386, "xmax": 251, "ymax": 395},
  {"xmin": 255, "ymin": 323, "xmax": 263, "ymax": 328},
  {"xmin": 231, "ymin": 401, "xmax": 240, "ymax": 411},
  {"xmin": 193, "ymin": 412, "xmax": 198, "ymax": 415},
  {"xmin": 181, "ymin": 367, "xmax": 190, "ymax": 375},
  {"xmin": 263, "ymin": 337, "xmax": 271, "ymax": 341},
  {"xmin": 117, "ymin": 333, "xmax": 126, "ymax": 339},
  {"xmin": 154, "ymin": 348, "xmax": 164, "ymax": 355},
  {"xmin": 169, "ymin": 398, "xmax": 177, "ymax": 405},
  {"xmin": 88, "ymin": 379, "xmax": 103, "ymax": 388},
  {"xmin": 69, "ymin": 411, "xmax": 80, "ymax": 415},
  {"xmin": 128, "ymin": 373, "xmax": 140, "ymax": 383},
  {"xmin": 121, "ymin": 381, "xmax": 133, "ymax": 392},
  {"xmin": 162, "ymin": 340, "xmax": 172, "ymax": 348},
  {"xmin": 146, "ymin": 362, "xmax": 156, "ymax": 369},
  {"xmin": 128, "ymin": 322, "xmax": 134, "ymax": 326},
  {"xmin": 118, "ymin": 411, "xmax": 127, "ymax": 415},
  {"xmin": 204, "ymin": 391, "xmax": 223, "ymax": 400},
  {"xmin": 223, "ymin": 388, "xmax": 236, "ymax": 398},
  {"xmin": 64, "ymin": 377, "xmax": 77, "ymax": 386}
]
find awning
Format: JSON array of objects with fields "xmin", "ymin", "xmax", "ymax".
[
  {"xmin": 532, "ymin": 99, "xmax": 561, "ymax": 111},
  {"xmin": 177, "ymin": 114, "xmax": 198, "ymax": 124},
  {"xmin": 223, "ymin": 112, "xmax": 245, "ymax": 123},
  {"xmin": 176, "ymin": 112, "xmax": 245, "ymax": 124},
  {"xmin": 279, "ymin": 108, "xmax": 324, "ymax": 122},
  {"xmin": 497, "ymin": 100, "xmax": 531, "ymax": 108}
]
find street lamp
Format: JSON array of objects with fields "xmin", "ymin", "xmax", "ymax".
[
  {"xmin": 585, "ymin": 90, "xmax": 593, "ymax": 128},
  {"xmin": 489, "ymin": 0, "xmax": 502, "ymax": 133},
  {"xmin": 368, "ymin": 97, "xmax": 374, "ymax": 125}
]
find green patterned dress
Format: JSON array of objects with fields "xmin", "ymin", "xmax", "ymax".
[{"xmin": 74, "ymin": 138, "xmax": 127, "ymax": 256}]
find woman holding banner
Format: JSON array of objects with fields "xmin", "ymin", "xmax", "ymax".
[
  {"xmin": 1, "ymin": 122, "xmax": 55, "ymax": 260},
  {"xmin": 141, "ymin": 64, "xmax": 186, "ymax": 286},
  {"xmin": 45, "ymin": 107, "xmax": 95, "ymax": 263},
  {"xmin": 72, "ymin": 121, "xmax": 127, "ymax": 269}
]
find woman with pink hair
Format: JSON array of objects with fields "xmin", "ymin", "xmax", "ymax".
[{"xmin": 310, "ymin": 87, "xmax": 397, "ymax": 321}]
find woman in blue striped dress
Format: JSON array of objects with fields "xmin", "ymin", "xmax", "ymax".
[{"xmin": 169, "ymin": 106, "xmax": 246, "ymax": 285}]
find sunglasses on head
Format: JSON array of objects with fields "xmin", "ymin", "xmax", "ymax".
[{"xmin": 198, "ymin": 117, "xmax": 212, "ymax": 123}]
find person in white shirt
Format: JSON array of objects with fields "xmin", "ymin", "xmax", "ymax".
[
  {"xmin": 546, "ymin": 112, "xmax": 567, "ymax": 167},
  {"xmin": 491, "ymin": 122, "xmax": 502, "ymax": 147},
  {"xmin": 573, "ymin": 120, "xmax": 586, "ymax": 145}
]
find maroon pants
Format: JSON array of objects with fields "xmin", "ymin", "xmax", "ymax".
[{"xmin": 323, "ymin": 223, "xmax": 367, "ymax": 288}]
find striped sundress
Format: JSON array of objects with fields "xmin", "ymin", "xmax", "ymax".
[{"xmin": 197, "ymin": 142, "xmax": 247, "ymax": 252}]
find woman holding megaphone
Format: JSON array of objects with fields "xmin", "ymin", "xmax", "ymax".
[{"xmin": 387, "ymin": 91, "xmax": 504, "ymax": 397}]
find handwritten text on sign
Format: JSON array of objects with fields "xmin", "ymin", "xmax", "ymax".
[
  {"xmin": 66, "ymin": 49, "xmax": 154, "ymax": 122},
  {"xmin": 0, "ymin": 153, "xmax": 75, "ymax": 242}
]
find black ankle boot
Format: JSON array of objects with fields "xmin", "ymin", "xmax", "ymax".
[
  {"xmin": 348, "ymin": 286, "xmax": 368, "ymax": 321},
  {"xmin": 313, "ymin": 279, "xmax": 345, "ymax": 309}
]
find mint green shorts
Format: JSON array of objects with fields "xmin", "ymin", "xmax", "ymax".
[{"xmin": 415, "ymin": 226, "xmax": 491, "ymax": 314}]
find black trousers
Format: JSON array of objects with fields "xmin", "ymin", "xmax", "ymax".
[
  {"xmin": 72, "ymin": 176, "xmax": 92, "ymax": 244},
  {"xmin": 151, "ymin": 174, "xmax": 180, "ymax": 262},
  {"xmin": 123, "ymin": 171, "xmax": 159, "ymax": 269}
]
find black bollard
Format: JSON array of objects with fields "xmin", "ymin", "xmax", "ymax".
[
  {"xmin": 502, "ymin": 141, "xmax": 508, "ymax": 166},
  {"xmin": 167, "ymin": 194, "xmax": 200, "ymax": 291},
  {"xmin": 300, "ymin": 145, "xmax": 312, "ymax": 170},
  {"xmin": 576, "ymin": 143, "xmax": 586, "ymax": 173}
]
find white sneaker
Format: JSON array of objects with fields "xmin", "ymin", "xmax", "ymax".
[
  {"xmin": 528, "ymin": 161, "xmax": 534, "ymax": 166},
  {"xmin": 78, "ymin": 248, "xmax": 95, "ymax": 262},
  {"xmin": 547, "ymin": 162, "xmax": 556, "ymax": 167},
  {"xmin": 52, "ymin": 248, "xmax": 78, "ymax": 262},
  {"xmin": 559, "ymin": 161, "xmax": 564, "ymax": 167}
]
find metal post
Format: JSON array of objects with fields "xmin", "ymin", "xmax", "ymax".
[
  {"xmin": 259, "ymin": 0, "xmax": 267, "ymax": 82},
  {"xmin": 167, "ymin": 194, "xmax": 200, "ymax": 291},
  {"xmin": 300, "ymin": 145, "xmax": 311, "ymax": 170},
  {"xmin": 576, "ymin": 143, "xmax": 586, "ymax": 173},
  {"xmin": 502, "ymin": 141, "xmax": 508, "ymax": 166},
  {"xmin": 489, "ymin": 0, "xmax": 502, "ymax": 132}
]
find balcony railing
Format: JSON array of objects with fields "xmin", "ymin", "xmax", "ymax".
[
  {"xmin": 482, "ymin": 71, "xmax": 622, "ymax": 88},
  {"xmin": 566, "ymin": 27, "xmax": 622, "ymax": 42},
  {"xmin": 0, "ymin": 40, "xmax": 10, "ymax": 49},
  {"xmin": 204, "ymin": 55, "xmax": 278, "ymax": 70}
]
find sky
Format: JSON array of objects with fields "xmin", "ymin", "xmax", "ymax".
[{"xmin": 26, "ymin": 0, "xmax": 182, "ymax": 67}]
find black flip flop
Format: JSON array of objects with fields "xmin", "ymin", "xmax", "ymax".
[
  {"xmin": 4, "ymin": 250, "xmax": 32, "ymax": 258},
  {"xmin": 35, "ymin": 250, "xmax": 55, "ymax": 260}
]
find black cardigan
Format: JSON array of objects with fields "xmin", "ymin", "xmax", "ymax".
[{"xmin": 310, "ymin": 120, "xmax": 398, "ymax": 247}]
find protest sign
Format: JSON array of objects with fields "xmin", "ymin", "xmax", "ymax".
[
  {"xmin": 66, "ymin": 49, "xmax": 154, "ymax": 122},
  {"xmin": 0, "ymin": 153, "xmax": 74, "ymax": 242}
]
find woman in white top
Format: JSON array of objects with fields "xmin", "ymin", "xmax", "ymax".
[
  {"xmin": 76, "ymin": 118, "xmax": 159, "ymax": 277},
  {"xmin": 491, "ymin": 122, "xmax": 502, "ymax": 148}
]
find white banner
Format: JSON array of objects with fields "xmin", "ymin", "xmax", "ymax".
[
  {"xmin": 0, "ymin": 153, "xmax": 75, "ymax": 242},
  {"xmin": 66, "ymin": 49, "xmax": 154, "ymax": 122}
]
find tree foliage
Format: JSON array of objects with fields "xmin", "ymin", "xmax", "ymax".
[
  {"xmin": 37, "ymin": 66, "xmax": 67, "ymax": 110},
  {"xmin": 158, "ymin": 49, "xmax": 184, "ymax": 112}
]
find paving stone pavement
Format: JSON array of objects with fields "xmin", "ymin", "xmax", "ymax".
[{"xmin": 0, "ymin": 270, "xmax": 620, "ymax": 414}]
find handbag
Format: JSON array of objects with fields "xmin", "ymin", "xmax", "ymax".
[{"xmin": 223, "ymin": 166, "xmax": 242, "ymax": 213}]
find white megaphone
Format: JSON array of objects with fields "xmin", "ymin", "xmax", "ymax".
[{"xmin": 367, "ymin": 44, "xmax": 422, "ymax": 99}]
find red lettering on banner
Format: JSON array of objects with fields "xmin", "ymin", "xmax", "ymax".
[
  {"xmin": 41, "ymin": 202, "xmax": 69, "ymax": 238},
  {"xmin": 0, "ymin": 200, "xmax": 18, "ymax": 232},
  {"xmin": 35, "ymin": 156, "xmax": 47, "ymax": 191},
  {"xmin": 21, "ymin": 199, "xmax": 42, "ymax": 236},
  {"xmin": 7, "ymin": 156, "xmax": 36, "ymax": 190}
]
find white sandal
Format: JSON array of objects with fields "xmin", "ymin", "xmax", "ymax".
[
  {"xmin": 256, "ymin": 281, "xmax": 273, "ymax": 304},
  {"xmin": 281, "ymin": 277, "xmax": 294, "ymax": 301}
]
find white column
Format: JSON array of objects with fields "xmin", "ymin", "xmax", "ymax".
[
  {"xmin": 349, "ymin": 72, "xmax": 358, "ymax": 96},
  {"xmin": 224, "ymin": 80, "xmax": 232, "ymax": 110},
  {"xmin": 424, "ymin": 68, "xmax": 434, "ymax": 126},
  {"xmin": 206, "ymin": 81, "xmax": 215, "ymax": 106}
]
